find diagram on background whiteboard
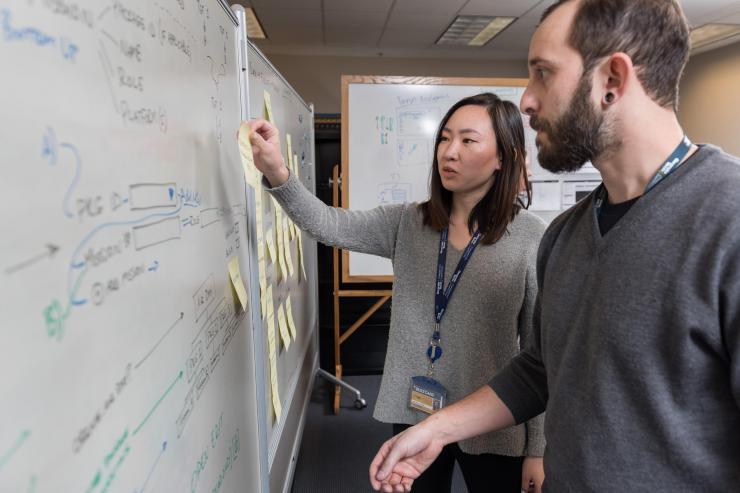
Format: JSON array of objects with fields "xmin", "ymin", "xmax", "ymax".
[{"xmin": 344, "ymin": 77, "xmax": 603, "ymax": 280}]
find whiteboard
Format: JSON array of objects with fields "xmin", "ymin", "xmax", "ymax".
[
  {"xmin": 0, "ymin": 2, "xmax": 261, "ymax": 492},
  {"xmin": 241, "ymin": 39, "xmax": 319, "ymax": 493},
  {"xmin": 342, "ymin": 76, "xmax": 602, "ymax": 281}
]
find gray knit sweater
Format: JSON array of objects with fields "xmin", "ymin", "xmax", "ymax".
[
  {"xmin": 266, "ymin": 173, "xmax": 547, "ymax": 456},
  {"xmin": 490, "ymin": 145, "xmax": 740, "ymax": 490}
]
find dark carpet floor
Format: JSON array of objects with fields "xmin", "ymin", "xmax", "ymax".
[{"xmin": 290, "ymin": 374, "xmax": 467, "ymax": 493}]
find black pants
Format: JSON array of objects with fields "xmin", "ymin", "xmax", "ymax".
[{"xmin": 392, "ymin": 424, "xmax": 523, "ymax": 493}]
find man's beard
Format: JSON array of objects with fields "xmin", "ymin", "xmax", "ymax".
[{"xmin": 530, "ymin": 75, "xmax": 619, "ymax": 173}]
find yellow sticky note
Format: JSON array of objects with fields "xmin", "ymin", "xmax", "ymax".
[
  {"xmin": 264, "ymin": 90, "xmax": 274, "ymax": 123},
  {"xmin": 267, "ymin": 318, "xmax": 277, "ymax": 359},
  {"xmin": 277, "ymin": 302, "xmax": 291, "ymax": 349},
  {"xmin": 265, "ymin": 230, "xmax": 277, "ymax": 264},
  {"xmin": 265, "ymin": 284, "xmax": 275, "ymax": 321},
  {"xmin": 276, "ymin": 210, "xmax": 290, "ymax": 281},
  {"xmin": 288, "ymin": 214, "xmax": 297, "ymax": 241},
  {"xmin": 238, "ymin": 122, "xmax": 259, "ymax": 188},
  {"xmin": 283, "ymin": 220, "xmax": 295, "ymax": 277},
  {"xmin": 286, "ymin": 296, "xmax": 298, "ymax": 340},
  {"xmin": 286, "ymin": 134, "xmax": 293, "ymax": 168},
  {"xmin": 257, "ymin": 244, "xmax": 267, "ymax": 315},
  {"xmin": 297, "ymin": 231, "xmax": 307, "ymax": 280},
  {"xmin": 255, "ymin": 193, "xmax": 268, "ymax": 315},
  {"xmin": 270, "ymin": 358, "xmax": 281, "ymax": 420},
  {"xmin": 265, "ymin": 300, "xmax": 281, "ymax": 420},
  {"xmin": 228, "ymin": 256, "xmax": 249, "ymax": 311}
]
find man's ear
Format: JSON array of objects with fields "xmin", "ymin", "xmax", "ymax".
[{"xmin": 597, "ymin": 52, "xmax": 633, "ymax": 108}]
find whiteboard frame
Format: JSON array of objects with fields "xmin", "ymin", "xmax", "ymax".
[
  {"xmin": 233, "ymin": 20, "xmax": 320, "ymax": 493},
  {"xmin": 232, "ymin": 8, "xmax": 269, "ymax": 493},
  {"xmin": 340, "ymin": 75, "xmax": 529, "ymax": 283}
]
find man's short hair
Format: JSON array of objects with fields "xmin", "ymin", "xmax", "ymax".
[{"xmin": 542, "ymin": 0, "xmax": 690, "ymax": 110}]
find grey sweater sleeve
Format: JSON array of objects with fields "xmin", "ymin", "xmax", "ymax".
[
  {"xmin": 723, "ymin": 228, "xmax": 740, "ymax": 410},
  {"xmin": 519, "ymin": 257, "xmax": 546, "ymax": 456},
  {"xmin": 488, "ymin": 210, "xmax": 573, "ymax": 424},
  {"xmin": 264, "ymin": 172, "xmax": 405, "ymax": 259}
]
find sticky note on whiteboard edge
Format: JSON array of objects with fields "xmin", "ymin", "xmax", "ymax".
[
  {"xmin": 237, "ymin": 122, "xmax": 259, "ymax": 188},
  {"xmin": 277, "ymin": 303, "xmax": 291, "ymax": 349},
  {"xmin": 283, "ymin": 220, "xmax": 295, "ymax": 277},
  {"xmin": 264, "ymin": 90, "xmax": 274, "ymax": 123},
  {"xmin": 286, "ymin": 134, "xmax": 293, "ymax": 167},
  {"xmin": 227, "ymin": 256, "xmax": 249, "ymax": 311},
  {"xmin": 286, "ymin": 296, "xmax": 298, "ymax": 340},
  {"xmin": 265, "ymin": 231, "xmax": 278, "ymax": 263}
]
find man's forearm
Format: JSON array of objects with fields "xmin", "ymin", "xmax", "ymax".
[{"xmin": 418, "ymin": 385, "xmax": 516, "ymax": 448}]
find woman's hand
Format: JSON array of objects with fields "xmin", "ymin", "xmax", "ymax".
[
  {"xmin": 241, "ymin": 118, "xmax": 289, "ymax": 187},
  {"xmin": 521, "ymin": 456, "xmax": 544, "ymax": 493}
]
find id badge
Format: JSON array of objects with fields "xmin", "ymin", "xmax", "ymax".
[{"xmin": 409, "ymin": 376, "xmax": 447, "ymax": 414}]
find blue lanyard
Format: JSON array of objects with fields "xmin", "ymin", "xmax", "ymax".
[
  {"xmin": 426, "ymin": 227, "xmax": 482, "ymax": 370},
  {"xmin": 595, "ymin": 135, "xmax": 692, "ymax": 215}
]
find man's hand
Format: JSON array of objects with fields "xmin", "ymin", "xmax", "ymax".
[
  {"xmin": 369, "ymin": 424, "xmax": 444, "ymax": 492},
  {"xmin": 368, "ymin": 386, "xmax": 518, "ymax": 491},
  {"xmin": 521, "ymin": 456, "xmax": 544, "ymax": 493}
]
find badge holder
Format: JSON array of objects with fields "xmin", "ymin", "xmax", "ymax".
[
  {"xmin": 409, "ymin": 375, "xmax": 447, "ymax": 414},
  {"xmin": 409, "ymin": 325, "xmax": 447, "ymax": 414}
]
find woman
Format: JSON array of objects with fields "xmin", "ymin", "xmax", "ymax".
[{"xmin": 247, "ymin": 93, "xmax": 545, "ymax": 492}]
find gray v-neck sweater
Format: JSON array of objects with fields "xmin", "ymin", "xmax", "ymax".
[
  {"xmin": 266, "ymin": 173, "xmax": 547, "ymax": 456},
  {"xmin": 490, "ymin": 144, "xmax": 740, "ymax": 490}
]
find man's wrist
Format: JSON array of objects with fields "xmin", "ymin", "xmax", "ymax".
[{"xmin": 419, "ymin": 410, "xmax": 457, "ymax": 448}]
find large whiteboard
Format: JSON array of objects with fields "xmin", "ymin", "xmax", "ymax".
[
  {"xmin": 1, "ymin": 2, "xmax": 259, "ymax": 492},
  {"xmin": 342, "ymin": 76, "xmax": 601, "ymax": 281},
  {"xmin": 242, "ymin": 39, "xmax": 319, "ymax": 493}
]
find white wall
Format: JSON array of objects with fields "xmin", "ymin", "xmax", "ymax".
[
  {"xmin": 266, "ymin": 41, "xmax": 740, "ymax": 159},
  {"xmin": 265, "ymin": 54, "xmax": 529, "ymax": 114},
  {"xmin": 679, "ymin": 41, "xmax": 740, "ymax": 156}
]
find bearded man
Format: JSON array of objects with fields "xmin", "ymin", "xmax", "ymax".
[{"xmin": 370, "ymin": 1, "xmax": 740, "ymax": 491}]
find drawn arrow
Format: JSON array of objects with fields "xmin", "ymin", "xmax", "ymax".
[
  {"xmin": 132, "ymin": 370, "xmax": 184, "ymax": 436},
  {"xmin": 135, "ymin": 312, "xmax": 184, "ymax": 370},
  {"xmin": 0, "ymin": 430, "xmax": 31, "ymax": 471},
  {"xmin": 137, "ymin": 440, "xmax": 167, "ymax": 493},
  {"xmin": 4, "ymin": 244, "xmax": 60, "ymax": 275}
]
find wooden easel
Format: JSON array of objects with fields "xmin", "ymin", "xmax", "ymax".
[{"xmin": 330, "ymin": 165, "xmax": 392, "ymax": 414}]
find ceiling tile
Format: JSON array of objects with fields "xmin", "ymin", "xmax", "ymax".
[
  {"xmin": 245, "ymin": 0, "xmax": 321, "ymax": 8},
  {"xmin": 254, "ymin": 8, "xmax": 322, "ymax": 29},
  {"xmin": 324, "ymin": 11, "xmax": 388, "ymax": 30},
  {"xmin": 241, "ymin": 0, "xmax": 740, "ymax": 61},
  {"xmin": 393, "ymin": 0, "xmax": 468, "ymax": 17},
  {"xmin": 256, "ymin": 27, "xmax": 323, "ymax": 43},
  {"xmin": 386, "ymin": 13, "xmax": 453, "ymax": 32},
  {"xmin": 460, "ymin": 0, "xmax": 542, "ymax": 17},
  {"xmin": 323, "ymin": 0, "xmax": 395, "ymax": 13},
  {"xmin": 325, "ymin": 28, "xmax": 383, "ymax": 46},
  {"xmin": 680, "ymin": 0, "xmax": 740, "ymax": 23},
  {"xmin": 378, "ymin": 29, "xmax": 439, "ymax": 48}
]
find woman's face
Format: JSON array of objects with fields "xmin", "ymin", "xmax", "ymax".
[{"xmin": 436, "ymin": 105, "xmax": 500, "ymax": 195}]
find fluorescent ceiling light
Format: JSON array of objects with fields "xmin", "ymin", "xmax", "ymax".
[
  {"xmin": 245, "ymin": 7, "xmax": 266, "ymax": 39},
  {"xmin": 690, "ymin": 23, "xmax": 740, "ymax": 51},
  {"xmin": 437, "ymin": 16, "xmax": 515, "ymax": 46},
  {"xmin": 469, "ymin": 17, "xmax": 516, "ymax": 46}
]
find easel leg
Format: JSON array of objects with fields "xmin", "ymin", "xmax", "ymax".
[{"xmin": 333, "ymin": 365, "xmax": 342, "ymax": 415}]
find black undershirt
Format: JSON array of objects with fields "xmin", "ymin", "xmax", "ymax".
[{"xmin": 598, "ymin": 196, "xmax": 639, "ymax": 235}]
